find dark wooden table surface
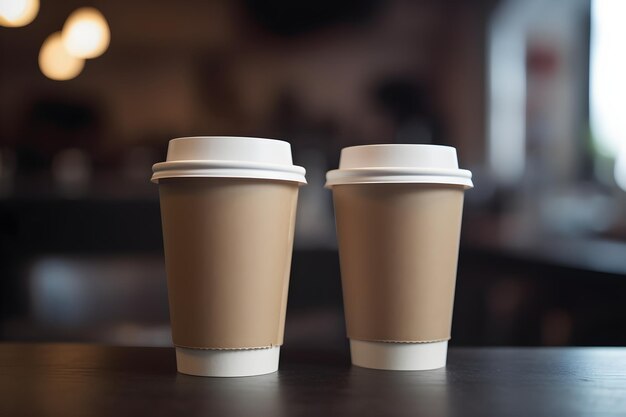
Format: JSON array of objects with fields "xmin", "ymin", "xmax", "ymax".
[{"xmin": 1, "ymin": 343, "xmax": 625, "ymax": 417}]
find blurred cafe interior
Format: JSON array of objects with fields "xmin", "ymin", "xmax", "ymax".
[{"xmin": 1, "ymin": 0, "xmax": 625, "ymax": 352}]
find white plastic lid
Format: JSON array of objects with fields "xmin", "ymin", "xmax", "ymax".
[
  {"xmin": 151, "ymin": 136, "xmax": 307, "ymax": 184},
  {"xmin": 325, "ymin": 144, "xmax": 472, "ymax": 188}
]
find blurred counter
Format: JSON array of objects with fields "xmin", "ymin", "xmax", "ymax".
[{"xmin": 1, "ymin": 197, "xmax": 625, "ymax": 347}]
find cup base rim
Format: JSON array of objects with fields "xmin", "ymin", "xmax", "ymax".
[
  {"xmin": 175, "ymin": 346, "xmax": 280, "ymax": 377},
  {"xmin": 350, "ymin": 339, "xmax": 447, "ymax": 371}
]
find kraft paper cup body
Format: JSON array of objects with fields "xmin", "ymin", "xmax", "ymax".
[
  {"xmin": 153, "ymin": 137, "xmax": 306, "ymax": 377},
  {"xmin": 326, "ymin": 144, "xmax": 472, "ymax": 371}
]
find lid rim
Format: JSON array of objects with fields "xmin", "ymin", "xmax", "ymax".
[
  {"xmin": 326, "ymin": 167, "xmax": 472, "ymax": 178},
  {"xmin": 152, "ymin": 173, "xmax": 307, "ymax": 185},
  {"xmin": 325, "ymin": 168, "xmax": 473, "ymax": 188},
  {"xmin": 153, "ymin": 160, "xmax": 306, "ymax": 175},
  {"xmin": 325, "ymin": 178, "xmax": 473, "ymax": 189},
  {"xmin": 152, "ymin": 162, "xmax": 307, "ymax": 184}
]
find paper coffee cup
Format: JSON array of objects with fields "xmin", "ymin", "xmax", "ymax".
[
  {"xmin": 326, "ymin": 144, "xmax": 472, "ymax": 371},
  {"xmin": 153, "ymin": 137, "xmax": 306, "ymax": 377}
]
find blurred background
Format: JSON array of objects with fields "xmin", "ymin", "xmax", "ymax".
[{"xmin": 1, "ymin": 0, "xmax": 625, "ymax": 352}]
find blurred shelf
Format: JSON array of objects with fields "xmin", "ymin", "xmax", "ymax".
[
  {"xmin": 463, "ymin": 214, "xmax": 626, "ymax": 277},
  {"xmin": 0, "ymin": 196, "xmax": 162, "ymax": 254}
]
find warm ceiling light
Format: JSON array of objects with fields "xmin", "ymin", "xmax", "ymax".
[
  {"xmin": 39, "ymin": 32, "xmax": 85, "ymax": 81},
  {"xmin": 62, "ymin": 7, "xmax": 110, "ymax": 59},
  {"xmin": 0, "ymin": 0, "xmax": 39, "ymax": 27}
]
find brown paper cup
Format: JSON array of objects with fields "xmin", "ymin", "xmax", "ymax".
[
  {"xmin": 326, "ymin": 144, "xmax": 472, "ymax": 370},
  {"xmin": 152, "ymin": 136, "xmax": 306, "ymax": 377}
]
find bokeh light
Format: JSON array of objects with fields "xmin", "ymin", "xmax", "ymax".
[
  {"xmin": 0, "ymin": 0, "xmax": 39, "ymax": 27},
  {"xmin": 62, "ymin": 7, "xmax": 110, "ymax": 59},
  {"xmin": 39, "ymin": 32, "xmax": 85, "ymax": 81},
  {"xmin": 590, "ymin": 0, "xmax": 626, "ymax": 158}
]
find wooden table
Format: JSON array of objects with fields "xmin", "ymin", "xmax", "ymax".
[{"xmin": 1, "ymin": 343, "xmax": 625, "ymax": 416}]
